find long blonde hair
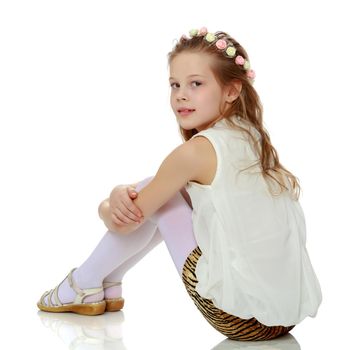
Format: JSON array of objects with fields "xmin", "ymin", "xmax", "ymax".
[{"xmin": 168, "ymin": 31, "xmax": 301, "ymax": 200}]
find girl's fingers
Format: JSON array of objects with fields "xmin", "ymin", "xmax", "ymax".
[
  {"xmin": 125, "ymin": 189, "xmax": 144, "ymax": 220},
  {"xmin": 111, "ymin": 212, "xmax": 126, "ymax": 226},
  {"xmin": 114, "ymin": 205, "xmax": 143, "ymax": 224},
  {"xmin": 112, "ymin": 208, "xmax": 134, "ymax": 225},
  {"xmin": 119, "ymin": 199, "xmax": 139, "ymax": 221}
]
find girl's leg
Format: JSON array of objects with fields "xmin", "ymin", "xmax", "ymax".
[
  {"xmin": 103, "ymin": 190, "xmax": 197, "ymax": 299},
  {"xmin": 148, "ymin": 190, "xmax": 197, "ymax": 275},
  {"xmin": 103, "ymin": 229, "xmax": 163, "ymax": 299},
  {"xmin": 43, "ymin": 176, "xmax": 197, "ymax": 306},
  {"xmin": 43, "ymin": 176, "xmax": 159, "ymax": 305}
]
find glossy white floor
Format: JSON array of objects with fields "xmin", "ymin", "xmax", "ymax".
[{"xmin": 1, "ymin": 240, "xmax": 346, "ymax": 350}]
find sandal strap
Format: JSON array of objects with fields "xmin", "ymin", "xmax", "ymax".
[
  {"xmin": 39, "ymin": 289, "xmax": 55, "ymax": 307},
  {"xmin": 46, "ymin": 290, "xmax": 53, "ymax": 307},
  {"xmin": 40, "ymin": 268, "xmax": 74, "ymax": 307},
  {"xmin": 40, "ymin": 282, "xmax": 63, "ymax": 307},
  {"xmin": 67, "ymin": 268, "xmax": 103, "ymax": 304},
  {"xmin": 40, "ymin": 290, "xmax": 50, "ymax": 306},
  {"xmin": 53, "ymin": 284, "xmax": 62, "ymax": 306},
  {"xmin": 50, "ymin": 271, "xmax": 70, "ymax": 306},
  {"xmin": 103, "ymin": 281, "xmax": 122, "ymax": 288}
]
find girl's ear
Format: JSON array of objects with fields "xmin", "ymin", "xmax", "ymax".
[{"xmin": 224, "ymin": 80, "xmax": 242, "ymax": 103}]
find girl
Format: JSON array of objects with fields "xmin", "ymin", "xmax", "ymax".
[{"xmin": 37, "ymin": 28, "xmax": 322, "ymax": 341}]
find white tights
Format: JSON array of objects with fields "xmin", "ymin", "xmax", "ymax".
[{"xmin": 47, "ymin": 176, "xmax": 198, "ymax": 305}]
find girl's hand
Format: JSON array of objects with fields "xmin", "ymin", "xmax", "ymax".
[{"xmin": 109, "ymin": 185, "xmax": 144, "ymax": 226}]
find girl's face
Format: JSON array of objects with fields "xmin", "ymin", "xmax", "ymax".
[{"xmin": 169, "ymin": 52, "xmax": 233, "ymax": 132}]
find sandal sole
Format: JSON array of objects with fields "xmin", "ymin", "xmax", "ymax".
[
  {"xmin": 105, "ymin": 297, "xmax": 124, "ymax": 312},
  {"xmin": 37, "ymin": 300, "xmax": 106, "ymax": 316}
]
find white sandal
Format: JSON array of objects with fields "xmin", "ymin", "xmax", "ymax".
[
  {"xmin": 103, "ymin": 281, "xmax": 125, "ymax": 312},
  {"xmin": 37, "ymin": 268, "xmax": 106, "ymax": 316}
]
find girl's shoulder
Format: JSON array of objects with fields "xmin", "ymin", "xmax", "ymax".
[{"xmin": 186, "ymin": 135, "xmax": 217, "ymax": 186}]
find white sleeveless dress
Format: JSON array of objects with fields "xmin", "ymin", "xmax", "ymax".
[{"xmin": 185, "ymin": 116, "xmax": 322, "ymax": 327}]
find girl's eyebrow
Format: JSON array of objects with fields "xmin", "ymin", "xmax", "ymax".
[{"xmin": 169, "ymin": 74, "xmax": 206, "ymax": 80}]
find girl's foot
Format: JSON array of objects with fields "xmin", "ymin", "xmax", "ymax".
[
  {"xmin": 103, "ymin": 281, "xmax": 125, "ymax": 312},
  {"xmin": 37, "ymin": 268, "xmax": 106, "ymax": 315}
]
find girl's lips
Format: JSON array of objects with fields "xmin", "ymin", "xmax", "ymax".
[{"xmin": 178, "ymin": 108, "xmax": 195, "ymax": 116}]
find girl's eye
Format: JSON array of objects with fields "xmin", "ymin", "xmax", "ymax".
[
  {"xmin": 192, "ymin": 81, "xmax": 202, "ymax": 87},
  {"xmin": 170, "ymin": 82, "xmax": 179, "ymax": 89}
]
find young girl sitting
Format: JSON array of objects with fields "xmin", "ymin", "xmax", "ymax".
[{"xmin": 37, "ymin": 27, "xmax": 322, "ymax": 341}]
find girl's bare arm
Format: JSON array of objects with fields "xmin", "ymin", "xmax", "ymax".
[{"xmin": 114, "ymin": 140, "xmax": 203, "ymax": 235}]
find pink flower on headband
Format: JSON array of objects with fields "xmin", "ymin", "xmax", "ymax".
[
  {"xmin": 199, "ymin": 27, "xmax": 208, "ymax": 35},
  {"xmin": 235, "ymin": 55, "xmax": 245, "ymax": 65},
  {"xmin": 247, "ymin": 69, "xmax": 256, "ymax": 80},
  {"xmin": 216, "ymin": 39, "xmax": 227, "ymax": 50}
]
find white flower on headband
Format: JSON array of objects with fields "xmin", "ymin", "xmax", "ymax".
[
  {"xmin": 204, "ymin": 33, "xmax": 216, "ymax": 43},
  {"xmin": 189, "ymin": 29, "xmax": 198, "ymax": 37},
  {"xmin": 226, "ymin": 46, "xmax": 237, "ymax": 57}
]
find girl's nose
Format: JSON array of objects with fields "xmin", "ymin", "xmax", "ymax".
[{"xmin": 177, "ymin": 94, "xmax": 188, "ymax": 101}]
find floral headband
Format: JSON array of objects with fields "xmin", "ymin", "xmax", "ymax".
[{"xmin": 181, "ymin": 27, "xmax": 256, "ymax": 83}]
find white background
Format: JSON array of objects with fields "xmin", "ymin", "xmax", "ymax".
[{"xmin": 0, "ymin": 0, "xmax": 348, "ymax": 349}]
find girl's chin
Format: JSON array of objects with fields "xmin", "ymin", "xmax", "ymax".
[{"xmin": 178, "ymin": 122, "xmax": 196, "ymax": 130}]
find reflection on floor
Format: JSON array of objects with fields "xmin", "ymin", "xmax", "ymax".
[{"xmin": 37, "ymin": 310, "xmax": 301, "ymax": 350}]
